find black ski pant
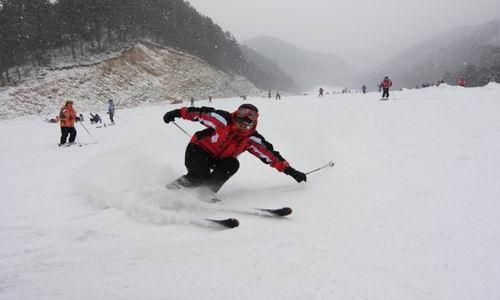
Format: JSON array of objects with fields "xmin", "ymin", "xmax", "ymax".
[
  {"xmin": 184, "ymin": 143, "xmax": 240, "ymax": 193},
  {"xmin": 382, "ymin": 88, "xmax": 390, "ymax": 99},
  {"xmin": 109, "ymin": 111, "xmax": 114, "ymax": 123},
  {"xmin": 60, "ymin": 127, "xmax": 77, "ymax": 144}
]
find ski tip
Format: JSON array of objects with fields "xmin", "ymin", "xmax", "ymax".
[
  {"xmin": 207, "ymin": 218, "xmax": 239, "ymax": 228},
  {"xmin": 225, "ymin": 218, "xmax": 239, "ymax": 228},
  {"xmin": 283, "ymin": 207, "xmax": 293, "ymax": 216},
  {"xmin": 274, "ymin": 207, "xmax": 293, "ymax": 216},
  {"xmin": 260, "ymin": 207, "xmax": 293, "ymax": 217}
]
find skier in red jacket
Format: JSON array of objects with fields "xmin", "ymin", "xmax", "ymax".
[
  {"xmin": 380, "ymin": 76, "xmax": 393, "ymax": 100},
  {"xmin": 163, "ymin": 104, "xmax": 307, "ymax": 193}
]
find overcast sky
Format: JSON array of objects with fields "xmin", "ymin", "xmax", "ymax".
[{"xmin": 187, "ymin": 0, "xmax": 500, "ymax": 71}]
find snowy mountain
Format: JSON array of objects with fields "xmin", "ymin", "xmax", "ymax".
[
  {"xmin": 2, "ymin": 83, "xmax": 500, "ymax": 299},
  {"xmin": 0, "ymin": 42, "xmax": 261, "ymax": 120},
  {"xmin": 242, "ymin": 36, "xmax": 351, "ymax": 92},
  {"xmin": 240, "ymin": 45, "xmax": 298, "ymax": 93},
  {"xmin": 362, "ymin": 19, "xmax": 500, "ymax": 89}
]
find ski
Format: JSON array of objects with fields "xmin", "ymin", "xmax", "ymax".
[
  {"xmin": 212, "ymin": 205, "xmax": 293, "ymax": 218},
  {"xmin": 58, "ymin": 142, "xmax": 81, "ymax": 147},
  {"xmin": 200, "ymin": 194, "xmax": 293, "ymax": 218},
  {"xmin": 206, "ymin": 218, "xmax": 239, "ymax": 228},
  {"xmin": 257, "ymin": 207, "xmax": 292, "ymax": 217},
  {"xmin": 164, "ymin": 181, "xmax": 292, "ymax": 220}
]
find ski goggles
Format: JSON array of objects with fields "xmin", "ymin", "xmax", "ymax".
[
  {"xmin": 235, "ymin": 107, "xmax": 259, "ymax": 121},
  {"xmin": 234, "ymin": 116, "xmax": 255, "ymax": 128}
]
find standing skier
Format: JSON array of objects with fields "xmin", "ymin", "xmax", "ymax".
[
  {"xmin": 380, "ymin": 76, "xmax": 392, "ymax": 100},
  {"xmin": 319, "ymin": 87, "xmax": 324, "ymax": 97},
  {"xmin": 457, "ymin": 77, "xmax": 465, "ymax": 87},
  {"xmin": 58, "ymin": 100, "xmax": 79, "ymax": 146},
  {"xmin": 361, "ymin": 84, "xmax": 367, "ymax": 94},
  {"xmin": 163, "ymin": 104, "xmax": 307, "ymax": 193},
  {"xmin": 107, "ymin": 99, "xmax": 115, "ymax": 124}
]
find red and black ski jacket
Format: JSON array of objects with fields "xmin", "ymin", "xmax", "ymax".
[
  {"xmin": 381, "ymin": 79, "xmax": 393, "ymax": 89},
  {"xmin": 179, "ymin": 106, "xmax": 290, "ymax": 172}
]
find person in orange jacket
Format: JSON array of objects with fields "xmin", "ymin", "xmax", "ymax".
[{"xmin": 58, "ymin": 100, "xmax": 80, "ymax": 146}]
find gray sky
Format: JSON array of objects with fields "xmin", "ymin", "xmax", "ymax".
[{"xmin": 187, "ymin": 0, "xmax": 500, "ymax": 72}]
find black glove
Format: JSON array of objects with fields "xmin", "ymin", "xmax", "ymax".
[
  {"xmin": 284, "ymin": 167, "xmax": 307, "ymax": 183},
  {"xmin": 75, "ymin": 117, "xmax": 81, "ymax": 122},
  {"xmin": 163, "ymin": 109, "xmax": 181, "ymax": 123}
]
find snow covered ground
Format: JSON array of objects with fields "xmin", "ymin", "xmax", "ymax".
[
  {"xmin": 0, "ymin": 42, "xmax": 261, "ymax": 120},
  {"xmin": 1, "ymin": 84, "xmax": 500, "ymax": 299}
]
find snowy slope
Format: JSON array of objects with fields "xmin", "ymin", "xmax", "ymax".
[
  {"xmin": 0, "ymin": 42, "xmax": 261, "ymax": 120},
  {"xmin": 1, "ymin": 84, "xmax": 500, "ymax": 299}
]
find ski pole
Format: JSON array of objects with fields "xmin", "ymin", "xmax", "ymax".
[
  {"xmin": 173, "ymin": 121, "xmax": 191, "ymax": 138},
  {"xmin": 305, "ymin": 161, "xmax": 335, "ymax": 175},
  {"xmin": 78, "ymin": 121, "xmax": 98, "ymax": 143},
  {"xmin": 75, "ymin": 135, "xmax": 82, "ymax": 147}
]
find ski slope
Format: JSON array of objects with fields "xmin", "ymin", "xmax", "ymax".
[{"xmin": 1, "ymin": 84, "xmax": 500, "ymax": 299}]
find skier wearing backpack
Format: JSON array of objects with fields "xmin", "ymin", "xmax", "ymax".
[
  {"xmin": 163, "ymin": 104, "xmax": 307, "ymax": 193},
  {"xmin": 380, "ymin": 76, "xmax": 393, "ymax": 100}
]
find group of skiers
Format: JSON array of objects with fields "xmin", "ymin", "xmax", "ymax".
[
  {"xmin": 53, "ymin": 96, "xmax": 307, "ymax": 196},
  {"xmin": 56, "ymin": 99, "xmax": 115, "ymax": 146},
  {"xmin": 51, "ymin": 71, "xmax": 482, "ymax": 197},
  {"xmin": 171, "ymin": 72, "xmax": 478, "ymax": 194},
  {"xmin": 267, "ymin": 90, "xmax": 282, "ymax": 100},
  {"xmin": 52, "ymin": 73, "xmax": 473, "ymax": 194}
]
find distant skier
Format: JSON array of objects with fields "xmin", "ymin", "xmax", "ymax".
[
  {"xmin": 46, "ymin": 116, "xmax": 59, "ymax": 123},
  {"xmin": 58, "ymin": 100, "xmax": 80, "ymax": 146},
  {"xmin": 319, "ymin": 87, "xmax": 324, "ymax": 97},
  {"xmin": 275, "ymin": 91, "xmax": 281, "ymax": 100},
  {"xmin": 457, "ymin": 77, "xmax": 465, "ymax": 87},
  {"xmin": 107, "ymin": 99, "xmax": 115, "ymax": 124},
  {"xmin": 361, "ymin": 85, "xmax": 367, "ymax": 94},
  {"xmin": 163, "ymin": 104, "xmax": 307, "ymax": 194},
  {"xmin": 268, "ymin": 90, "xmax": 272, "ymax": 99},
  {"xmin": 190, "ymin": 97, "xmax": 195, "ymax": 105},
  {"xmin": 380, "ymin": 76, "xmax": 392, "ymax": 100},
  {"xmin": 90, "ymin": 113, "xmax": 102, "ymax": 124},
  {"xmin": 208, "ymin": 95, "xmax": 212, "ymax": 103}
]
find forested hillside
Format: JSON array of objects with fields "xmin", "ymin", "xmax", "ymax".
[
  {"xmin": 243, "ymin": 36, "xmax": 351, "ymax": 92},
  {"xmin": 0, "ymin": 0, "xmax": 289, "ymax": 91}
]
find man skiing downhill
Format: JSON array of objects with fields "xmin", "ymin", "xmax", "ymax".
[{"xmin": 163, "ymin": 104, "xmax": 307, "ymax": 194}]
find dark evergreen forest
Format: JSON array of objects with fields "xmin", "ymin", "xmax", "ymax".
[{"xmin": 0, "ymin": 0, "xmax": 295, "ymax": 91}]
